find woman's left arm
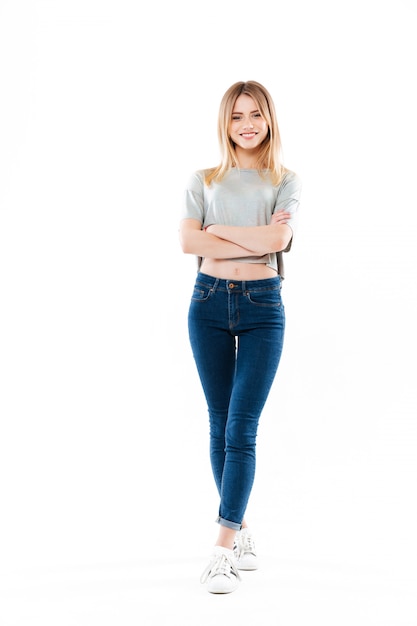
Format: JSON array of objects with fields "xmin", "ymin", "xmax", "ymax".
[{"xmin": 206, "ymin": 209, "xmax": 292, "ymax": 255}]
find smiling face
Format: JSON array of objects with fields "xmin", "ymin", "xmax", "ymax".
[{"xmin": 229, "ymin": 94, "xmax": 269, "ymax": 163}]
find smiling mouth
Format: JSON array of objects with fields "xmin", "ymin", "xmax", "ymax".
[{"xmin": 241, "ymin": 132, "xmax": 257, "ymax": 139}]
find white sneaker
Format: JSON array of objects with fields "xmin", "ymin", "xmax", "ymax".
[
  {"xmin": 200, "ymin": 546, "xmax": 241, "ymax": 593},
  {"xmin": 234, "ymin": 528, "xmax": 258, "ymax": 570}
]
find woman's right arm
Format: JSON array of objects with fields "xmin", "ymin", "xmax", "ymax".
[{"xmin": 179, "ymin": 218, "xmax": 255, "ymax": 259}]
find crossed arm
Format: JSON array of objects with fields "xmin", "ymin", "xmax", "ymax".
[{"xmin": 179, "ymin": 209, "xmax": 292, "ymax": 259}]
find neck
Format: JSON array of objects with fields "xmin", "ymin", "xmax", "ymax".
[{"xmin": 234, "ymin": 146, "xmax": 260, "ymax": 169}]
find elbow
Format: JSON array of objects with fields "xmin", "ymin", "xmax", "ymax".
[
  {"xmin": 179, "ymin": 233, "xmax": 194, "ymax": 255},
  {"xmin": 265, "ymin": 235, "xmax": 291, "ymax": 255},
  {"xmin": 179, "ymin": 239, "xmax": 189, "ymax": 254},
  {"xmin": 277, "ymin": 235, "xmax": 292, "ymax": 252},
  {"xmin": 265, "ymin": 224, "xmax": 292, "ymax": 254},
  {"xmin": 181, "ymin": 243, "xmax": 193, "ymax": 255},
  {"xmin": 275, "ymin": 226, "xmax": 293, "ymax": 252}
]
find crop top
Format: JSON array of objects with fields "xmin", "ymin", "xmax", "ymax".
[{"xmin": 181, "ymin": 167, "xmax": 302, "ymax": 278}]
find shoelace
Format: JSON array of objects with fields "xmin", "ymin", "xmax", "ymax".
[
  {"xmin": 200, "ymin": 552, "xmax": 241, "ymax": 584},
  {"xmin": 235, "ymin": 531, "xmax": 256, "ymax": 557}
]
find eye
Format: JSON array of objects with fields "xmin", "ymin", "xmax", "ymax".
[
  {"xmin": 253, "ymin": 112, "xmax": 262, "ymax": 118},
  {"xmin": 232, "ymin": 115, "xmax": 242, "ymax": 121}
]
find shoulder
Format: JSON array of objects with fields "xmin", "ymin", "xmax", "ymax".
[
  {"xmin": 186, "ymin": 169, "xmax": 204, "ymax": 185},
  {"xmin": 185, "ymin": 168, "xmax": 214, "ymax": 189},
  {"xmin": 281, "ymin": 168, "xmax": 301, "ymax": 185},
  {"xmin": 277, "ymin": 168, "xmax": 302, "ymax": 194}
]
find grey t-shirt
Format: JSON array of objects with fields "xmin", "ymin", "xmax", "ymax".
[{"xmin": 181, "ymin": 167, "xmax": 302, "ymax": 277}]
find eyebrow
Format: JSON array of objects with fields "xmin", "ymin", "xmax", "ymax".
[{"xmin": 232, "ymin": 109, "xmax": 260, "ymax": 114}]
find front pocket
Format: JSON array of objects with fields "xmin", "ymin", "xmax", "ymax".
[
  {"xmin": 245, "ymin": 288, "xmax": 282, "ymax": 307},
  {"xmin": 191, "ymin": 283, "xmax": 213, "ymax": 302}
]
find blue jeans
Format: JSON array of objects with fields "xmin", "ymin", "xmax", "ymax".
[{"xmin": 188, "ymin": 272, "xmax": 286, "ymax": 530}]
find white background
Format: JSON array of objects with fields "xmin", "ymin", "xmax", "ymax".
[{"xmin": 1, "ymin": 1, "xmax": 416, "ymax": 624}]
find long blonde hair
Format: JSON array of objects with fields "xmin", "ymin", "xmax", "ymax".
[{"xmin": 205, "ymin": 80, "xmax": 285, "ymax": 187}]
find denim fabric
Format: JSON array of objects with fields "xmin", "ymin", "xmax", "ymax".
[{"xmin": 188, "ymin": 272, "xmax": 285, "ymax": 529}]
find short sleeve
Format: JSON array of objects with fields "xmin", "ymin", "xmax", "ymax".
[
  {"xmin": 274, "ymin": 170, "xmax": 302, "ymax": 253},
  {"xmin": 181, "ymin": 170, "xmax": 205, "ymax": 222}
]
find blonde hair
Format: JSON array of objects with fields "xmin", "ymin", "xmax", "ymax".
[{"xmin": 205, "ymin": 80, "xmax": 286, "ymax": 187}]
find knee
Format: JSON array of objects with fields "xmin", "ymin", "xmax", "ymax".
[{"xmin": 225, "ymin": 416, "xmax": 258, "ymax": 451}]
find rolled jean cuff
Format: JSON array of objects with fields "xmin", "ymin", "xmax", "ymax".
[{"xmin": 216, "ymin": 516, "xmax": 242, "ymax": 531}]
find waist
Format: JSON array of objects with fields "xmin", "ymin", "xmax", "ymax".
[
  {"xmin": 200, "ymin": 258, "xmax": 277, "ymax": 280},
  {"xmin": 196, "ymin": 272, "xmax": 281, "ymax": 292}
]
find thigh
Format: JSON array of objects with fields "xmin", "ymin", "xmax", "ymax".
[
  {"xmin": 235, "ymin": 325, "xmax": 284, "ymax": 403},
  {"xmin": 233, "ymin": 288, "xmax": 286, "ymax": 411},
  {"xmin": 188, "ymin": 285, "xmax": 236, "ymax": 410}
]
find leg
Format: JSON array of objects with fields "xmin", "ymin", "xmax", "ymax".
[
  {"xmin": 215, "ymin": 525, "xmax": 237, "ymax": 550},
  {"xmin": 218, "ymin": 283, "xmax": 285, "ymax": 529},
  {"xmin": 187, "ymin": 277, "xmax": 236, "ymax": 494}
]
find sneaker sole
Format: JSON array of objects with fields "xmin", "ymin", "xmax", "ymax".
[
  {"xmin": 237, "ymin": 555, "xmax": 258, "ymax": 571},
  {"xmin": 206, "ymin": 576, "xmax": 239, "ymax": 594}
]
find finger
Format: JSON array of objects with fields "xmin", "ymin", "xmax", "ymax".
[{"xmin": 271, "ymin": 213, "xmax": 290, "ymax": 223}]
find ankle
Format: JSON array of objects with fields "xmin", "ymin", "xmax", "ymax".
[{"xmin": 215, "ymin": 541, "xmax": 234, "ymax": 551}]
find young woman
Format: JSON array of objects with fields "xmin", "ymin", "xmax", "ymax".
[{"xmin": 179, "ymin": 80, "xmax": 302, "ymax": 594}]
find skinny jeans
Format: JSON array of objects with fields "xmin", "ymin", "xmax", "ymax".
[{"xmin": 188, "ymin": 272, "xmax": 285, "ymax": 530}]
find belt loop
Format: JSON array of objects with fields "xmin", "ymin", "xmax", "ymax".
[{"xmin": 212, "ymin": 277, "xmax": 219, "ymax": 293}]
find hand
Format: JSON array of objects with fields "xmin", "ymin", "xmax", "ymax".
[{"xmin": 270, "ymin": 209, "xmax": 290, "ymax": 225}]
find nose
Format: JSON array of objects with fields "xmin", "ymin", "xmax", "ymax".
[{"xmin": 243, "ymin": 117, "xmax": 254, "ymax": 129}]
